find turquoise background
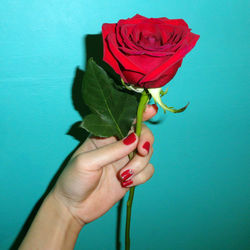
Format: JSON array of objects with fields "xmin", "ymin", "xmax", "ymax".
[{"xmin": 1, "ymin": 1, "xmax": 249, "ymax": 249}]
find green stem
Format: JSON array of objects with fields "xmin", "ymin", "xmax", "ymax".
[{"xmin": 125, "ymin": 90, "xmax": 149, "ymax": 250}]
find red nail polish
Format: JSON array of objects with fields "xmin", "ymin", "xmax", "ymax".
[
  {"xmin": 123, "ymin": 133, "xmax": 136, "ymax": 145},
  {"xmin": 152, "ymin": 104, "xmax": 158, "ymax": 112},
  {"xmin": 122, "ymin": 179, "xmax": 133, "ymax": 187},
  {"xmin": 143, "ymin": 141, "xmax": 150, "ymax": 153},
  {"xmin": 121, "ymin": 169, "xmax": 133, "ymax": 181}
]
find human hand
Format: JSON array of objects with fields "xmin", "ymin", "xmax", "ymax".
[
  {"xmin": 19, "ymin": 105, "xmax": 157, "ymax": 250},
  {"xmin": 51, "ymin": 104, "xmax": 157, "ymax": 226}
]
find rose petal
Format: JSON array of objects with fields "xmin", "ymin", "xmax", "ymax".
[
  {"xmin": 119, "ymin": 46, "xmax": 175, "ymax": 56},
  {"xmin": 118, "ymin": 24, "xmax": 141, "ymax": 50},
  {"xmin": 122, "ymin": 69, "xmax": 144, "ymax": 84},
  {"xmin": 102, "ymin": 23, "xmax": 124, "ymax": 77},
  {"xmin": 157, "ymin": 18, "xmax": 189, "ymax": 28},
  {"xmin": 141, "ymin": 60, "xmax": 182, "ymax": 88},
  {"xmin": 132, "ymin": 14, "xmax": 146, "ymax": 19},
  {"xmin": 107, "ymin": 33, "xmax": 145, "ymax": 74},
  {"xmin": 141, "ymin": 32, "xmax": 200, "ymax": 84}
]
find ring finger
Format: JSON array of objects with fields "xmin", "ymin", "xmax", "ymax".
[
  {"xmin": 119, "ymin": 146, "xmax": 153, "ymax": 182},
  {"xmin": 121, "ymin": 163, "xmax": 154, "ymax": 188}
]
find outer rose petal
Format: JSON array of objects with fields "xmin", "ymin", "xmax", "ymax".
[
  {"xmin": 132, "ymin": 14, "xmax": 145, "ymax": 19},
  {"xmin": 141, "ymin": 60, "xmax": 182, "ymax": 88},
  {"xmin": 122, "ymin": 69, "xmax": 144, "ymax": 84},
  {"xmin": 102, "ymin": 23, "xmax": 123, "ymax": 77},
  {"xmin": 158, "ymin": 18, "xmax": 189, "ymax": 28}
]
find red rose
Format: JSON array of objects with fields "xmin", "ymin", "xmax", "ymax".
[{"xmin": 102, "ymin": 14, "xmax": 199, "ymax": 89}]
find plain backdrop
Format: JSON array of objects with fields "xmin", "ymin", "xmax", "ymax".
[{"xmin": 0, "ymin": 1, "xmax": 249, "ymax": 249}]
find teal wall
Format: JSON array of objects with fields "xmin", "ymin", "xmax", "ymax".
[{"xmin": 1, "ymin": 1, "xmax": 249, "ymax": 249}]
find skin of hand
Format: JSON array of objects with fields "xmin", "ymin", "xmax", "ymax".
[
  {"xmin": 52, "ymin": 104, "xmax": 157, "ymax": 226},
  {"xmin": 19, "ymin": 104, "xmax": 158, "ymax": 250}
]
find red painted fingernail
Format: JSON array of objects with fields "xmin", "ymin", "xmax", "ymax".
[
  {"xmin": 121, "ymin": 169, "xmax": 133, "ymax": 181},
  {"xmin": 152, "ymin": 104, "xmax": 158, "ymax": 112},
  {"xmin": 123, "ymin": 133, "xmax": 136, "ymax": 145},
  {"xmin": 122, "ymin": 179, "xmax": 133, "ymax": 187},
  {"xmin": 143, "ymin": 141, "xmax": 150, "ymax": 153}
]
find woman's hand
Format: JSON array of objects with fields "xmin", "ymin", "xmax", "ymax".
[
  {"xmin": 20, "ymin": 104, "xmax": 157, "ymax": 250},
  {"xmin": 52, "ymin": 104, "xmax": 157, "ymax": 226}
]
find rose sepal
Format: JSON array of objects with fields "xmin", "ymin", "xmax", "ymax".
[
  {"xmin": 121, "ymin": 78, "xmax": 144, "ymax": 93},
  {"xmin": 148, "ymin": 87, "xmax": 189, "ymax": 113}
]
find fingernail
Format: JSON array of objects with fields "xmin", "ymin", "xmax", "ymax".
[
  {"xmin": 152, "ymin": 104, "xmax": 158, "ymax": 112},
  {"xmin": 122, "ymin": 179, "xmax": 133, "ymax": 187},
  {"xmin": 143, "ymin": 141, "xmax": 150, "ymax": 153},
  {"xmin": 123, "ymin": 133, "xmax": 136, "ymax": 145},
  {"xmin": 121, "ymin": 169, "xmax": 133, "ymax": 181}
]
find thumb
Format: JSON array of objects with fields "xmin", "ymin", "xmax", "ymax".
[{"xmin": 77, "ymin": 133, "xmax": 138, "ymax": 170}]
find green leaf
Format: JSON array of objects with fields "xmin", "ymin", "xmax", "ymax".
[{"xmin": 80, "ymin": 58, "xmax": 138, "ymax": 139}]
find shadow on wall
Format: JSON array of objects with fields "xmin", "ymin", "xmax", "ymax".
[{"xmin": 10, "ymin": 34, "xmax": 115, "ymax": 249}]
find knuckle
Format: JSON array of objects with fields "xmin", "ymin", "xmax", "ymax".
[
  {"xmin": 138, "ymin": 164, "xmax": 154, "ymax": 184},
  {"xmin": 141, "ymin": 125, "xmax": 154, "ymax": 143},
  {"xmin": 141, "ymin": 123, "xmax": 150, "ymax": 133},
  {"xmin": 150, "ymin": 147, "xmax": 154, "ymax": 154},
  {"xmin": 146, "ymin": 164, "xmax": 154, "ymax": 181},
  {"xmin": 149, "ymin": 131, "xmax": 155, "ymax": 143},
  {"xmin": 131, "ymin": 159, "xmax": 142, "ymax": 172},
  {"xmin": 138, "ymin": 174, "xmax": 147, "ymax": 184},
  {"xmin": 72, "ymin": 154, "xmax": 86, "ymax": 170},
  {"xmin": 149, "ymin": 163, "xmax": 155, "ymax": 175}
]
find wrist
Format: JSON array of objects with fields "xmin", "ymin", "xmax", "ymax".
[
  {"xmin": 20, "ymin": 192, "xmax": 83, "ymax": 250},
  {"xmin": 48, "ymin": 191, "xmax": 85, "ymax": 231}
]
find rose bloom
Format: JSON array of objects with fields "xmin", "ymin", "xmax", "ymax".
[{"xmin": 102, "ymin": 14, "xmax": 199, "ymax": 89}]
